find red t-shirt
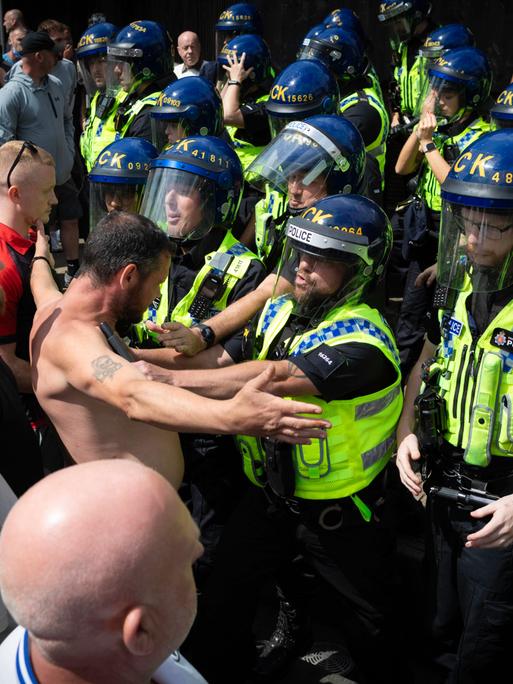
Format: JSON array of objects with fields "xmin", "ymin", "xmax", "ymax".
[{"xmin": 0, "ymin": 223, "xmax": 35, "ymax": 360}]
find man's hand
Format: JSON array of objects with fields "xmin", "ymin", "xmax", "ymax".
[
  {"xmin": 415, "ymin": 263, "xmax": 437, "ymax": 288},
  {"xmin": 222, "ymin": 51, "xmax": 254, "ymax": 84},
  {"xmin": 396, "ymin": 433, "xmax": 423, "ymax": 497},
  {"xmin": 226, "ymin": 366, "xmax": 331, "ymax": 444},
  {"xmin": 34, "ymin": 220, "xmax": 55, "ymax": 268},
  {"xmin": 465, "ymin": 494, "xmax": 513, "ymax": 549},
  {"xmin": 146, "ymin": 320, "xmax": 207, "ymax": 355}
]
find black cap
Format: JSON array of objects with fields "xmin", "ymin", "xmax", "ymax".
[{"xmin": 20, "ymin": 31, "xmax": 59, "ymax": 56}]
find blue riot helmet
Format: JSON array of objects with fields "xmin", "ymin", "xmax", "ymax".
[
  {"xmin": 414, "ymin": 47, "xmax": 492, "ymax": 122},
  {"xmin": 377, "ymin": 0, "xmax": 431, "ymax": 51},
  {"xmin": 323, "ymin": 8, "xmax": 367, "ymax": 47},
  {"xmin": 217, "ymin": 34, "xmax": 271, "ymax": 91},
  {"xmin": 106, "ymin": 21, "xmax": 174, "ymax": 98},
  {"xmin": 76, "ymin": 22, "xmax": 118, "ymax": 97},
  {"xmin": 303, "ymin": 24, "xmax": 326, "ymax": 43},
  {"xmin": 140, "ymin": 136, "xmax": 243, "ymax": 242},
  {"xmin": 88, "ymin": 137, "xmax": 159, "ymax": 232},
  {"xmin": 490, "ymin": 84, "xmax": 513, "ymax": 130},
  {"xmin": 417, "ymin": 24, "xmax": 475, "ymax": 98},
  {"xmin": 246, "ymin": 115, "xmax": 365, "ymax": 200},
  {"xmin": 279, "ymin": 194, "xmax": 392, "ymax": 313},
  {"xmin": 150, "ymin": 77, "xmax": 224, "ymax": 151},
  {"xmin": 215, "ymin": 3, "xmax": 263, "ymax": 54},
  {"xmin": 298, "ymin": 27, "xmax": 367, "ymax": 84},
  {"xmin": 438, "ymin": 131, "xmax": 513, "ymax": 294},
  {"xmin": 265, "ymin": 60, "xmax": 339, "ymax": 138}
]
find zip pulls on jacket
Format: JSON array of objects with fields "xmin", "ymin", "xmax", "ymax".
[{"xmin": 47, "ymin": 92, "xmax": 57, "ymax": 118}]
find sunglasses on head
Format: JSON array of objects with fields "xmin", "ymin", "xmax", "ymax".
[{"xmin": 7, "ymin": 140, "xmax": 38, "ymax": 189}]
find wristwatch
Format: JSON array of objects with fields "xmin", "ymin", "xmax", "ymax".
[
  {"xmin": 422, "ymin": 142, "xmax": 437, "ymax": 154},
  {"xmin": 192, "ymin": 323, "xmax": 216, "ymax": 348},
  {"xmin": 227, "ymin": 79, "xmax": 241, "ymax": 86}
]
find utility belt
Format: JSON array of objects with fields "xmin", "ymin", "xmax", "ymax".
[{"xmin": 259, "ymin": 437, "xmax": 376, "ymax": 525}]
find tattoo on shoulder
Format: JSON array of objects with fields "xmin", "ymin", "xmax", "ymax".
[
  {"xmin": 287, "ymin": 361, "xmax": 306, "ymax": 379},
  {"xmin": 92, "ymin": 355, "xmax": 122, "ymax": 383}
]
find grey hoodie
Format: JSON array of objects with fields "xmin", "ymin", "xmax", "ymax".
[{"xmin": 0, "ymin": 70, "xmax": 74, "ymax": 184}]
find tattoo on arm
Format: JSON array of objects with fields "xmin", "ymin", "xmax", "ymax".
[
  {"xmin": 286, "ymin": 361, "xmax": 306, "ymax": 379},
  {"xmin": 92, "ymin": 355, "xmax": 122, "ymax": 383}
]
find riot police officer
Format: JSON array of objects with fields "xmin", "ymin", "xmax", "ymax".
[
  {"xmin": 77, "ymin": 21, "xmax": 119, "ymax": 172},
  {"xmin": 214, "ymin": 1, "xmax": 263, "ymax": 55},
  {"xmin": 490, "ymin": 82, "xmax": 513, "ymax": 129},
  {"xmin": 298, "ymin": 25, "xmax": 389, "ymax": 191},
  {"xmin": 378, "ymin": 0, "xmax": 436, "ymax": 128},
  {"xmin": 394, "ymin": 47, "xmax": 492, "ymax": 376},
  {"xmin": 415, "ymin": 23, "xmax": 475, "ymax": 105},
  {"xmin": 88, "ymin": 137, "xmax": 158, "ymax": 230},
  {"xmin": 149, "ymin": 76, "xmax": 224, "ymax": 150},
  {"xmin": 171, "ymin": 194, "xmax": 405, "ymax": 683},
  {"xmin": 135, "ymin": 135, "xmax": 265, "ymax": 347},
  {"xmin": 217, "ymin": 33, "xmax": 273, "ymax": 169},
  {"xmin": 397, "ymin": 129, "xmax": 513, "ymax": 682},
  {"xmin": 104, "ymin": 20, "xmax": 174, "ymax": 144}
]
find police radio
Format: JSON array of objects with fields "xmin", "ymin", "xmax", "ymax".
[{"xmin": 188, "ymin": 273, "xmax": 226, "ymax": 321}]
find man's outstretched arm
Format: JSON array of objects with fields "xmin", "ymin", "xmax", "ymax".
[{"xmin": 40, "ymin": 322, "xmax": 329, "ymax": 444}]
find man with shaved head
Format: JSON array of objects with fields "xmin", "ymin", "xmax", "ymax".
[
  {"xmin": 0, "ymin": 459, "xmax": 207, "ymax": 682},
  {"xmin": 174, "ymin": 31, "xmax": 205, "ymax": 78}
]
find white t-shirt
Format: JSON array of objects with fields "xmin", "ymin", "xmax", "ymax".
[{"xmin": 0, "ymin": 626, "xmax": 207, "ymax": 683}]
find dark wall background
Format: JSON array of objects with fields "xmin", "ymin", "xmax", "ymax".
[{"xmin": 5, "ymin": 1, "xmax": 513, "ymax": 95}]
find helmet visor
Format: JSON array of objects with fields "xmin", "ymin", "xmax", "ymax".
[
  {"xmin": 151, "ymin": 118, "xmax": 190, "ymax": 151},
  {"xmin": 78, "ymin": 54, "xmax": 108, "ymax": 97},
  {"xmin": 246, "ymin": 122, "xmax": 348, "ymax": 199},
  {"xmin": 215, "ymin": 30, "xmax": 239, "ymax": 58},
  {"xmin": 89, "ymin": 181, "xmax": 143, "ymax": 233},
  {"xmin": 105, "ymin": 56, "xmax": 138, "ymax": 97},
  {"xmin": 414, "ymin": 73, "xmax": 465, "ymax": 122},
  {"xmin": 140, "ymin": 167, "xmax": 217, "ymax": 242},
  {"xmin": 437, "ymin": 201, "xmax": 513, "ymax": 293},
  {"xmin": 274, "ymin": 222, "xmax": 361, "ymax": 317},
  {"xmin": 381, "ymin": 15, "xmax": 414, "ymax": 51}
]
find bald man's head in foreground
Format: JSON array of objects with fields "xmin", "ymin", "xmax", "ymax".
[{"xmin": 0, "ymin": 461, "xmax": 203, "ymax": 680}]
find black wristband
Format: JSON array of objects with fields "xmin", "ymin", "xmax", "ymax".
[{"xmin": 31, "ymin": 256, "xmax": 52, "ymax": 269}]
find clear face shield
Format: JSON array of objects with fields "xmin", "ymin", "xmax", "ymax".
[
  {"xmin": 382, "ymin": 13, "xmax": 414, "ymax": 52},
  {"xmin": 272, "ymin": 218, "xmax": 371, "ymax": 320},
  {"xmin": 89, "ymin": 181, "xmax": 143, "ymax": 232},
  {"xmin": 437, "ymin": 201, "xmax": 513, "ymax": 294},
  {"xmin": 215, "ymin": 30, "xmax": 239, "ymax": 58},
  {"xmin": 268, "ymin": 114, "xmax": 293, "ymax": 139},
  {"xmin": 139, "ymin": 167, "xmax": 217, "ymax": 242},
  {"xmin": 245, "ymin": 123, "xmax": 345, "ymax": 209},
  {"xmin": 414, "ymin": 73, "xmax": 466, "ymax": 123},
  {"xmin": 77, "ymin": 54, "xmax": 109, "ymax": 97},
  {"xmin": 491, "ymin": 115, "xmax": 513, "ymax": 131},
  {"xmin": 106, "ymin": 48, "xmax": 143, "ymax": 97},
  {"xmin": 151, "ymin": 117, "xmax": 190, "ymax": 151}
]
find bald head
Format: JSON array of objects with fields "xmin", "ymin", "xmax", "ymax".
[
  {"xmin": 0, "ymin": 461, "xmax": 202, "ymax": 673},
  {"xmin": 177, "ymin": 31, "xmax": 201, "ymax": 69},
  {"xmin": 4, "ymin": 9, "xmax": 24, "ymax": 33}
]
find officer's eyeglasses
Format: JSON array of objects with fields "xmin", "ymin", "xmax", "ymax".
[
  {"xmin": 456, "ymin": 214, "xmax": 513, "ymax": 241},
  {"xmin": 6, "ymin": 141, "xmax": 38, "ymax": 189}
]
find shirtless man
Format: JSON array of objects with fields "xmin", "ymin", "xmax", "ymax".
[{"xmin": 30, "ymin": 211, "xmax": 329, "ymax": 487}]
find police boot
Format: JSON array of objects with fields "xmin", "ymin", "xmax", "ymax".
[{"xmin": 251, "ymin": 586, "xmax": 309, "ymax": 680}]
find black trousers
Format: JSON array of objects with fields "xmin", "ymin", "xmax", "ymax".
[
  {"xmin": 427, "ymin": 494, "xmax": 513, "ymax": 683},
  {"xmin": 183, "ymin": 475, "xmax": 408, "ymax": 683}
]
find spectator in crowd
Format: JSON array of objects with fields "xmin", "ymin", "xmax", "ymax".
[
  {"xmin": 174, "ymin": 31, "xmax": 205, "ymax": 78},
  {"xmin": 2, "ymin": 9, "xmax": 25, "ymax": 49},
  {"xmin": 0, "ymin": 30, "xmax": 81, "ymax": 286},
  {"xmin": 0, "ymin": 26, "xmax": 26, "ymax": 85},
  {"xmin": 0, "ymin": 459, "xmax": 207, "ymax": 683}
]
